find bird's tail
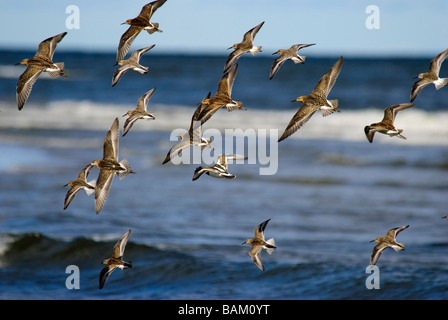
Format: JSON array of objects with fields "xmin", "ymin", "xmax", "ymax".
[
  {"xmin": 250, "ymin": 46, "xmax": 262, "ymax": 56},
  {"xmin": 85, "ymin": 180, "xmax": 96, "ymax": 196},
  {"xmin": 293, "ymin": 56, "xmax": 306, "ymax": 64},
  {"xmin": 435, "ymin": 77, "xmax": 448, "ymax": 90},
  {"xmin": 264, "ymin": 238, "xmax": 276, "ymax": 255},
  {"xmin": 147, "ymin": 23, "xmax": 162, "ymax": 34},
  {"xmin": 396, "ymin": 129, "xmax": 407, "ymax": 140},
  {"xmin": 48, "ymin": 62, "xmax": 67, "ymax": 78},
  {"xmin": 118, "ymin": 159, "xmax": 135, "ymax": 179},
  {"xmin": 392, "ymin": 243, "xmax": 405, "ymax": 252}
]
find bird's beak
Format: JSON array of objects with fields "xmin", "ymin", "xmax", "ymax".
[
  {"xmin": 369, "ymin": 240, "xmax": 375, "ymax": 243},
  {"xmin": 241, "ymin": 241, "xmax": 246, "ymax": 245}
]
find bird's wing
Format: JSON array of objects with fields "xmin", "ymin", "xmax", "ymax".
[
  {"xmin": 131, "ymin": 44, "xmax": 155, "ymax": 62},
  {"xmin": 312, "ymin": 56, "xmax": 343, "ymax": 97},
  {"xmin": 269, "ymin": 56, "xmax": 288, "ymax": 80},
  {"xmin": 387, "ymin": 225, "xmax": 409, "ymax": 238},
  {"xmin": 410, "ymin": 79, "xmax": 431, "ymax": 102},
  {"xmin": 16, "ymin": 67, "xmax": 43, "ymax": 110},
  {"xmin": 223, "ymin": 49, "xmax": 245, "ymax": 74},
  {"xmin": 113, "ymin": 229, "xmax": 132, "ymax": 258},
  {"xmin": 94, "ymin": 170, "xmax": 115, "ymax": 214},
  {"xmin": 63, "ymin": 185, "xmax": 83, "ymax": 210},
  {"xmin": 103, "ymin": 118, "xmax": 120, "ymax": 160},
  {"xmin": 122, "ymin": 114, "xmax": 141, "ymax": 137},
  {"xmin": 162, "ymin": 139, "xmax": 191, "ymax": 164},
  {"xmin": 36, "ymin": 32, "xmax": 67, "ymax": 60},
  {"xmin": 249, "ymin": 246, "xmax": 265, "ymax": 271},
  {"xmin": 218, "ymin": 63, "xmax": 238, "ymax": 96},
  {"xmin": 112, "ymin": 65, "xmax": 130, "ymax": 87},
  {"xmin": 278, "ymin": 104, "xmax": 318, "ymax": 142},
  {"xmin": 99, "ymin": 266, "xmax": 116, "ymax": 289},
  {"xmin": 136, "ymin": 87, "xmax": 156, "ymax": 111},
  {"xmin": 116, "ymin": 26, "xmax": 142, "ymax": 63},
  {"xmin": 429, "ymin": 48, "xmax": 448, "ymax": 75},
  {"xmin": 254, "ymin": 219, "xmax": 271, "ymax": 239},
  {"xmin": 139, "ymin": 0, "xmax": 167, "ymax": 21},
  {"xmin": 383, "ymin": 103, "xmax": 414, "ymax": 121},
  {"xmin": 364, "ymin": 125, "xmax": 378, "ymax": 143},
  {"xmin": 370, "ymin": 243, "xmax": 388, "ymax": 265},
  {"xmin": 245, "ymin": 21, "xmax": 264, "ymax": 42}
]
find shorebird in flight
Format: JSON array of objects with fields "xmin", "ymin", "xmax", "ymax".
[
  {"xmin": 112, "ymin": 45, "xmax": 155, "ymax": 87},
  {"xmin": 269, "ymin": 43, "xmax": 315, "ymax": 80},
  {"xmin": 410, "ymin": 48, "xmax": 448, "ymax": 102},
  {"xmin": 122, "ymin": 88, "xmax": 156, "ymax": 136},
  {"xmin": 364, "ymin": 103, "xmax": 414, "ymax": 143},
  {"xmin": 63, "ymin": 164, "xmax": 96, "ymax": 210},
  {"xmin": 370, "ymin": 225, "xmax": 409, "ymax": 266},
  {"xmin": 192, "ymin": 154, "xmax": 247, "ymax": 181},
  {"xmin": 278, "ymin": 56, "xmax": 343, "ymax": 142},
  {"xmin": 99, "ymin": 229, "xmax": 132, "ymax": 289},
  {"xmin": 90, "ymin": 118, "xmax": 136, "ymax": 213},
  {"xmin": 16, "ymin": 32, "xmax": 68, "ymax": 110},
  {"xmin": 223, "ymin": 21, "xmax": 264, "ymax": 73},
  {"xmin": 116, "ymin": 0, "xmax": 166, "ymax": 63},
  {"xmin": 242, "ymin": 219, "xmax": 276, "ymax": 271}
]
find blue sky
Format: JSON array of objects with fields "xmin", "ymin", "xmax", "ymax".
[{"xmin": 1, "ymin": 0, "xmax": 447, "ymax": 57}]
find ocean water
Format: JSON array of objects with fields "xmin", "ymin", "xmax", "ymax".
[{"xmin": 0, "ymin": 50, "xmax": 448, "ymax": 300}]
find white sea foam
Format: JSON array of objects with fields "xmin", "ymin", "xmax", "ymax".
[
  {"xmin": 0, "ymin": 234, "xmax": 14, "ymax": 266},
  {"xmin": 0, "ymin": 100, "xmax": 447, "ymax": 146}
]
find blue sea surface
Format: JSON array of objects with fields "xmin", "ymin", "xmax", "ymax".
[{"xmin": 0, "ymin": 50, "xmax": 448, "ymax": 300}]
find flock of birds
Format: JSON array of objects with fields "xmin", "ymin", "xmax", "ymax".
[{"xmin": 12, "ymin": 0, "xmax": 448, "ymax": 289}]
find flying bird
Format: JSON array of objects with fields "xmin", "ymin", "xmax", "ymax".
[
  {"xmin": 370, "ymin": 225, "xmax": 409, "ymax": 266},
  {"xmin": 364, "ymin": 103, "xmax": 414, "ymax": 143},
  {"xmin": 278, "ymin": 56, "xmax": 343, "ymax": 142},
  {"xmin": 270, "ymin": 43, "xmax": 315, "ymax": 80},
  {"xmin": 162, "ymin": 91, "xmax": 214, "ymax": 164},
  {"xmin": 90, "ymin": 118, "xmax": 135, "ymax": 214},
  {"xmin": 242, "ymin": 219, "xmax": 276, "ymax": 271},
  {"xmin": 410, "ymin": 48, "xmax": 448, "ymax": 102},
  {"xmin": 116, "ymin": 0, "xmax": 167, "ymax": 63},
  {"xmin": 122, "ymin": 88, "xmax": 156, "ymax": 136},
  {"xmin": 192, "ymin": 154, "xmax": 247, "ymax": 181},
  {"xmin": 63, "ymin": 164, "xmax": 96, "ymax": 210},
  {"xmin": 99, "ymin": 229, "xmax": 132, "ymax": 289},
  {"xmin": 223, "ymin": 21, "xmax": 264, "ymax": 73},
  {"xmin": 16, "ymin": 32, "xmax": 68, "ymax": 110},
  {"xmin": 195, "ymin": 63, "xmax": 246, "ymax": 127},
  {"xmin": 112, "ymin": 45, "xmax": 155, "ymax": 87}
]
